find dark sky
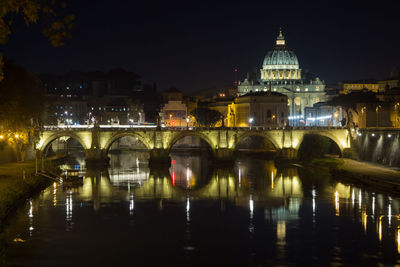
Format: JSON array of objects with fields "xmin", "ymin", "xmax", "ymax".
[{"xmin": 2, "ymin": 1, "xmax": 400, "ymax": 92}]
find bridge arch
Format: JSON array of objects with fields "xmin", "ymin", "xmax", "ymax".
[
  {"xmin": 234, "ymin": 131, "xmax": 280, "ymax": 151},
  {"xmin": 166, "ymin": 131, "xmax": 216, "ymax": 155},
  {"xmin": 102, "ymin": 132, "xmax": 152, "ymax": 155},
  {"xmin": 295, "ymin": 130, "xmax": 345, "ymax": 154},
  {"xmin": 39, "ymin": 131, "xmax": 89, "ymax": 156}
]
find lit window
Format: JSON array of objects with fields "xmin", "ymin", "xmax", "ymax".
[
  {"xmin": 296, "ymin": 88, "xmax": 300, "ymax": 92},
  {"xmin": 273, "ymin": 88, "xmax": 277, "ymax": 91},
  {"xmin": 305, "ymin": 88, "xmax": 308, "ymax": 91}
]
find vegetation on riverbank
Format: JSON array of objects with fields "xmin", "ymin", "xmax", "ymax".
[{"xmin": 0, "ymin": 161, "xmax": 47, "ymax": 224}]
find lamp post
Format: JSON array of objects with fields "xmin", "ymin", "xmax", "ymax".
[{"xmin": 249, "ymin": 117, "xmax": 254, "ymax": 129}]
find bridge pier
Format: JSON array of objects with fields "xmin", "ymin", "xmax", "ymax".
[
  {"xmin": 213, "ymin": 148, "xmax": 235, "ymax": 166},
  {"xmin": 149, "ymin": 149, "xmax": 171, "ymax": 168},
  {"xmin": 85, "ymin": 149, "xmax": 109, "ymax": 168},
  {"xmin": 276, "ymin": 148, "xmax": 298, "ymax": 162}
]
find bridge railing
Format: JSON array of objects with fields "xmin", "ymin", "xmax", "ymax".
[{"xmin": 42, "ymin": 125, "xmax": 347, "ymax": 131}]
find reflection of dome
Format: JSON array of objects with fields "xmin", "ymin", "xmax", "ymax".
[{"xmin": 260, "ymin": 30, "xmax": 301, "ymax": 81}]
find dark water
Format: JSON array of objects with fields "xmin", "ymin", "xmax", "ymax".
[{"xmin": 2, "ymin": 151, "xmax": 400, "ymax": 266}]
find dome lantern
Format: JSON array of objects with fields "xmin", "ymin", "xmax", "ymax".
[{"xmin": 276, "ymin": 29, "xmax": 285, "ymax": 46}]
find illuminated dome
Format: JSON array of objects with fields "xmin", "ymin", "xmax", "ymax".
[{"xmin": 260, "ymin": 30, "xmax": 301, "ymax": 81}]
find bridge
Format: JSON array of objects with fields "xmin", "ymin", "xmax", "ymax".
[{"xmin": 36, "ymin": 125, "xmax": 351, "ymax": 166}]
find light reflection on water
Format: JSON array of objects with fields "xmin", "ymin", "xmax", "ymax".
[{"xmin": 2, "ymin": 151, "xmax": 400, "ymax": 266}]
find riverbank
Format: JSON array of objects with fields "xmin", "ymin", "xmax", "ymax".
[
  {"xmin": 0, "ymin": 161, "xmax": 49, "ymax": 227},
  {"xmin": 310, "ymin": 158, "xmax": 400, "ymax": 195}
]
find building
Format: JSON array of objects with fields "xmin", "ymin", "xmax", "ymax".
[
  {"xmin": 160, "ymin": 101, "xmax": 188, "ymax": 127},
  {"xmin": 304, "ymin": 102, "xmax": 344, "ymax": 127},
  {"xmin": 227, "ymin": 92, "xmax": 288, "ymax": 127},
  {"xmin": 208, "ymin": 98, "xmax": 234, "ymax": 126},
  {"xmin": 356, "ymin": 102, "xmax": 393, "ymax": 128},
  {"xmin": 340, "ymin": 80, "xmax": 380, "ymax": 94},
  {"xmin": 45, "ymin": 95, "xmax": 88, "ymax": 125},
  {"xmin": 237, "ymin": 30, "xmax": 327, "ymax": 122}
]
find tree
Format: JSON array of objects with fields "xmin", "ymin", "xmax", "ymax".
[
  {"xmin": 328, "ymin": 90, "xmax": 378, "ymax": 128},
  {"xmin": 191, "ymin": 108, "xmax": 222, "ymax": 127},
  {"xmin": 0, "ymin": 61, "xmax": 45, "ymax": 161},
  {"xmin": 0, "ymin": 0, "xmax": 74, "ymax": 80}
]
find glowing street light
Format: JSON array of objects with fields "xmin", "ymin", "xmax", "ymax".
[
  {"xmin": 248, "ymin": 117, "xmax": 254, "ymax": 129},
  {"xmin": 15, "ymin": 134, "xmax": 19, "ymax": 139},
  {"xmin": 0, "ymin": 135, "xmax": 3, "ymax": 140}
]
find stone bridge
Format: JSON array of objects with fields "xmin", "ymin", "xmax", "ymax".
[{"xmin": 36, "ymin": 125, "xmax": 351, "ymax": 166}]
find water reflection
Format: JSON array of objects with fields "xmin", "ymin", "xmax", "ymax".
[{"xmin": 3, "ymin": 152, "xmax": 400, "ymax": 266}]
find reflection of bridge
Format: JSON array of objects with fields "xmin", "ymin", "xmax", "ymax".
[
  {"xmin": 37, "ymin": 125, "xmax": 351, "ymax": 165},
  {"xmin": 78, "ymin": 167, "xmax": 303, "ymax": 211}
]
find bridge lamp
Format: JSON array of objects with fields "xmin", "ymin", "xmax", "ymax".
[
  {"xmin": 371, "ymin": 133, "xmax": 375, "ymax": 137},
  {"xmin": 15, "ymin": 134, "xmax": 19, "ymax": 139},
  {"xmin": 388, "ymin": 134, "xmax": 392, "ymax": 138}
]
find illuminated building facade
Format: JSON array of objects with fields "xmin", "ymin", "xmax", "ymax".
[
  {"xmin": 340, "ymin": 80, "xmax": 380, "ymax": 94},
  {"xmin": 227, "ymin": 92, "xmax": 288, "ymax": 127},
  {"xmin": 237, "ymin": 30, "xmax": 327, "ymax": 122}
]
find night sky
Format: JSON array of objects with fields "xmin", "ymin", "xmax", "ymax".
[{"xmin": 2, "ymin": 1, "xmax": 400, "ymax": 92}]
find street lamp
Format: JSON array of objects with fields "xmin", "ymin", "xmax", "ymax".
[{"xmin": 249, "ymin": 117, "xmax": 254, "ymax": 129}]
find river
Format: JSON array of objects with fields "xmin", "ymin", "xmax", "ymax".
[{"xmin": 2, "ymin": 151, "xmax": 400, "ymax": 266}]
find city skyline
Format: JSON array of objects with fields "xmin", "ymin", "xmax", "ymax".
[{"xmin": 2, "ymin": 2, "xmax": 400, "ymax": 92}]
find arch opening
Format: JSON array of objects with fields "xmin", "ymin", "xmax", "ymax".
[
  {"xmin": 169, "ymin": 134, "xmax": 214, "ymax": 190},
  {"xmin": 106, "ymin": 136, "xmax": 150, "ymax": 170},
  {"xmin": 234, "ymin": 135, "xmax": 277, "ymax": 158},
  {"xmin": 297, "ymin": 134, "xmax": 341, "ymax": 162},
  {"xmin": 42, "ymin": 136, "xmax": 86, "ymax": 168}
]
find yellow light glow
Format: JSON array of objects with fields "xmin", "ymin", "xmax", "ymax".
[
  {"xmin": 15, "ymin": 134, "xmax": 19, "ymax": 138},
  {"xmin": 335, "ymin": 191, "xmax": 339, "ymax": 216},
  {"xmin": 271, "ymin": 171, "xmax": 274, "ymax": 189},
  {"xmin": 397, "ymin": 228, "xmax": 400, "ymax": 254},
  {"xmin": 0, "ymin": 135, "xmax": 3, "ymax": 139},
  {"xmin": 362, "ymin": 210, "xmax": 367, "ymax": 233},
  {"xmin": 277, "ymin": 221, "xmax": 286, "ymax": 241},
  {"xmin": 378, "ymin": 216, "xmax": 383, "ymax": 242}
]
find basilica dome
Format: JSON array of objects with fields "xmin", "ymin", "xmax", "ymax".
[
  {"xmin": 263, "ymin": 50, "xmax": 299, "ymax": 68},
  {"xmin": 260, "ymin": 30, "xmax": 301, "ymax": 81}
]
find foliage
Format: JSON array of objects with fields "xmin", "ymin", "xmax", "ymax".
[
  {"xmin": 0, "ymin": 61, "xmax": 45, "ymax": 160},
  {"xmin": 328, "ymin": 90, "xmax": 378, "ymax": 127},
  {"xmin": 190, "ymin": 107, "xmax": 223, "ymax": 127},
  {"xmin": 0, "ymin": 0, "xmax": 74, "ymax": 80},
  {"xmin": 298, "ymin": 134, "xmax": 332, "ymax": 162}
]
